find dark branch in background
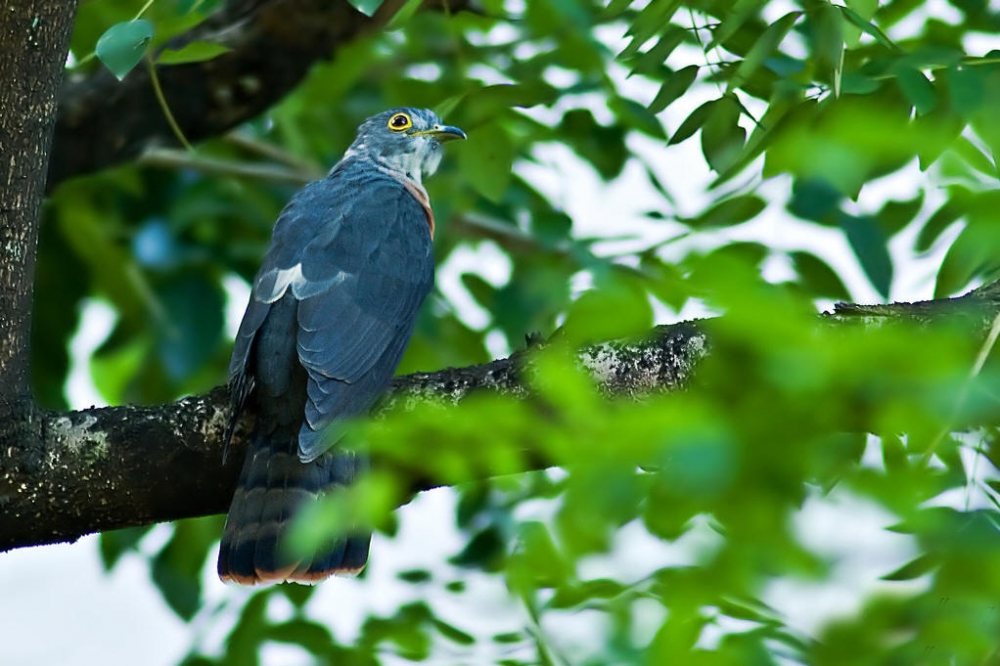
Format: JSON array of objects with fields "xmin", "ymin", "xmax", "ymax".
[
  {"xmin": 48, "ymin": 0, "xmax": 468, "ymax": 190},
  {"xmin": 0, "ymin": 322, "xmax": 707, "ymax": 552}
]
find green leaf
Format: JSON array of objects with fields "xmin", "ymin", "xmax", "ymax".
[
  {"xmin": 669, "ymin": 99, "xmax": 714, "ymax": 145},
  {"xmin": 90, "ymin": 337, "xmax": 149, "ymax": 405},
  {"xmin": 561, "ymin": 277, "xmax": 653, "ymax": 344},
  {"xmin": 281, "ymin": 584, "xmax": 315, "ymax": 609},
  {"xmin": 717, "ymin": 596, "xmax": 782, "ymax": 624},
  {"xmin": 788, "ymin": 177, "xmax": 842, "ymax": 223},
  {"xmin": 843, "ymin": 0, "xmax": 878, "ymax": 47},
  {"xmin": 96, "ymin": 20, "xmax": 153, "ymax": 80},
  {"xmin": 951, "ymin": 135, "xmax": 998, "ymax": 177},
  {"xmin": 700, "ymin": 94, "xmax": 746, "ymax": 173},
  {"xmin": 680, "ymin": 194, "xmax": 766, "ymax": 229},
  {"xmin": 156, "ymin": 41, "xmax": 232, "ymax": 65},
  {"xmin": 726, "ymin": 11, "xmax": 800, "ymax": 93},
  {"xmin": 648, "ymin": 610, "xmax": 712, "ymax": 660},
  {"xmin": 346, "ymin": 0, "xmax": 385, "ymax": 16},
  {"xmin": 707, "ymin": 0, "xmax": 763, "ymax": 50},
  {"xmin": 433, "ymin": 619, "xmax": 476, "ymax": 646},
  {"xmin": 267, "ymin": 620, "xmax": 336, "ymax": 653},
  {"xmin": 619, "ymin": 0, "xmax": 683, "ymax": 59},
  {"xmin": 875, "ymin": 191, "xmax": 924, "ymax": 237},
  {"xmin": 809, "ymin": 2, "xmax": 845, "ymax": 96},
  {"xmin": 838, "ymin": 213, "xmax": 893, "ymax": 299},
  {"xmin": 449, "ymin": 526, "xmax": 506, "ymax": 571},
  {"xmin": 609, "ymin": 96, "xmax": 666, "ymax": 139},
  {"xmin": 98, "ymin": 526, "xmax": 153, "ymax": 571},
  {"xmin": 462, "ymin": 273, "xmax": 496, "ymax": 312},
  {"xmin": 156, "ymin": 273, "xmax": 225, "ymax": 381},
  {"xmin": 894, "ymin": 66, "xmax": 937, "ymax": 115},
  {"xmin": 649, "ymin": 65, "xmax": 699, "ymax": 114},
  {"xmin": 151, "ymin": 519, "xmax": 216, "ymax": 621},
  {"xmin": 455, "ymin": 121, "xmax": 514, "ymax": 202},
  {"xmin": 513, "ymin": 521, "xmax": 571, "ymax": 588},
  {"xmin": 789, "ymin": 251, "xmax": 851, "ymax": 301},
  {"xmin": 559, "ymin": 109, "xmax": 628, "ymax": 179},
  {"xmin": 628, "ymin": 26, "xmax": 685, "ymax": 76},
  {"xmin": 915, "ymin": 191, "xmax": 967, "ymax": 253},
  {"xmin": 603, "ymin": 0, "xmax": 634, "ymax": 17},
  {"xmin": 881, "ymin": 434, "xmax": 908, "ymax": 473},
  {"xmin": 934, "ymin": 207, "xmax": 1000, "ymax": 297},
  {"xmin": 838, "ymin": 5, "xmax": 900, "ymax": 51},
  {"xmin": 881, "ymin": 554, "xmax": 939, "ymax": 581},
  {"xmin": 399, "ymin": 569, "xmax": 433, "ymax": 583},
  {"xmin": 914, "ymin": 106, "xmax": 965, "ymax": 170}
]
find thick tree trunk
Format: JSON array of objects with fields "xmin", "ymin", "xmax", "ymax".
[
  {"xmin": 0, "ymin": 1, "xmax": 77, "ymax": 403},
  {"xmin": 0, "ymin": 0, "xmax": 79, "ymax": 534}
]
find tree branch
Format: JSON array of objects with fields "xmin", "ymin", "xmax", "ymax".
[
  {"xmin": 49, "ymin": 0, "xmax": 468, "ymax": 189},
  {"xmin": 4, "ymin": 281, "xmax": 1000, "ymax": 553},
  {"xmin": 0, "ymin": 322, "xmax": 707, "ymax": 551}
]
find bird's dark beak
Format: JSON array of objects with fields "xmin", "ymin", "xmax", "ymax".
[{"xmin": 417, "ymin": 124, "xmax": 467, "ymax": 142}]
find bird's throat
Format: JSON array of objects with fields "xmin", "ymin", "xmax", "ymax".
[
  {"xmin": 399, "ymin": 177, "xmax": 435, "ymax": 240},
  {"xmin": 371, "ymin": 162, "xmax": 435, "ymax": 240}
]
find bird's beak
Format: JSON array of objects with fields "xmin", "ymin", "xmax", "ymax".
[{"xmin": 414, "ymin": 124, "xmax": 467, "ymax": 142}]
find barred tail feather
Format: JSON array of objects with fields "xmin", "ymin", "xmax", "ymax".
[{"xmin": 218, "ymin": 429, "xmax": 370, "ymax": 585}]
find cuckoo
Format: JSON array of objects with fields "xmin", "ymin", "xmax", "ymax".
[{"xmin": 218, "ymin": 108, "xmax": 465, "ymax": 584}]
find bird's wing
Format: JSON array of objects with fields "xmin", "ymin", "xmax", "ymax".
[
  {"xmin": 293, "ymin": 178, "xmax": 434, "ymax": 460},
  {"xmin": 227, "ymin": 180, "xmax": 337, "ymax": 392},
  {"xmin": 228, "ymin": 175, "xmax": 433, "ymax": 461}
]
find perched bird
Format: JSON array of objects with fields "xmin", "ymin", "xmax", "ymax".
[{"xmin": 218, "ymin": 108, "xmax": 465, "ymax": 584}]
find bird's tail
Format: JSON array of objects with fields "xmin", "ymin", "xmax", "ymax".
[{"xmin": 217, "ymin": 428, "xmax": 370, "ymax": 585}]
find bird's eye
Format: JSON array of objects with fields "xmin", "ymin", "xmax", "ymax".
[{"xmin": 387, "ymin": 113, "xmax": 413, "ymax": 132}]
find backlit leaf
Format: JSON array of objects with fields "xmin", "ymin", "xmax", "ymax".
[
  {"xmin": 96, "ymin": 20, "xmax": 153, "ymax": 80},
  {"xmin": 839, "ymin": 213, "xmax": 893, "ymax": 299}
]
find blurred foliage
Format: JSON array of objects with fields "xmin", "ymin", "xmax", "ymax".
[{"xmin": 33, "ymin": 0, "xmax": 1000, "ymax": 663}]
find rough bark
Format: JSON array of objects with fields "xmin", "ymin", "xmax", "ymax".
[
  {"xmin": 0, "ymin": 322, "xmax": 707, "ymax": 551},
  {"xmin": 49, "ymin": 0, "xmax": 467, "ymax": 189},
  {"xmin": 0, "ymin": 1, "xmax": 79, "ymax": 504}
]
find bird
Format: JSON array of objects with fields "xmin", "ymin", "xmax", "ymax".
[{"xmin": 218, "ymin": 108, "xmax": 465, "ymax": 585}]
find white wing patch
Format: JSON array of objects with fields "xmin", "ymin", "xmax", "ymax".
[{"xmin": 255, "ymin": 263, "xmax": 351, "ymax": 303}]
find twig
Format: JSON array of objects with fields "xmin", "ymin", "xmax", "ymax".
[
  {"xmin": 146, "ymin": 53, "xmax": 193, "ymax": 151},
  {"xmin": 222, "ymin": 133, "xmax": 323, "ymax": 177},
  {"xmin": 138, "ymin": 148, "xmax": 315, "ymax": 184},
  {"xmin": 919, "ymin": 310, "xmax": 1000, "ymax": 466}
]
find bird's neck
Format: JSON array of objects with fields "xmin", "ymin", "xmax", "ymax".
[
  {"xmin": 332, "ymin": 154, "xmax": 435, "ymax": 239},
  {"xmin": 335, "ymin": 153, "xmax": 426, "ymax": 187}
]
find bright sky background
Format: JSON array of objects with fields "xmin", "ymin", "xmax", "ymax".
[{"xmin": 0, "ymin": 3, "xmax": 985, "ymax": 663}]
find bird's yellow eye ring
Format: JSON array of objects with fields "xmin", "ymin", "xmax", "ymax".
[{"xmin": 387, "ymin": 112, "xmax": 413, "ymax": 132}]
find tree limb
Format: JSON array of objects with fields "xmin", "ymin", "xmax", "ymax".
[
  {"xmin": 4, "ymin": 280, "xmax": 1000, "ymax": 553},
  {"xmin": 49, "ymin": 0, "xmax": 468, "ymax": 189},
  {"xmin": 0, "ymin": 322, "xmax": 707, "ymax": 551}
]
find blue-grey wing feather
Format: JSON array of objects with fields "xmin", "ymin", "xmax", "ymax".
[
  {"xmin": 230, "ymin": 173, "xmax": 434, "ymax": 464},
  {"xmin": 294, "ymin": 180, "xmax": 433, "ymax": 460}
]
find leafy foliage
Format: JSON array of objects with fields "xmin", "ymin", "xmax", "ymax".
[{"xmin": 36, "ymin": 0, "xmax": 1000, "ymax": 663}]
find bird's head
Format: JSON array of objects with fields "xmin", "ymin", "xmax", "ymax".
[{"xmin": 346, "ymin": 107, "xmax": 466, "ymax": 183}]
